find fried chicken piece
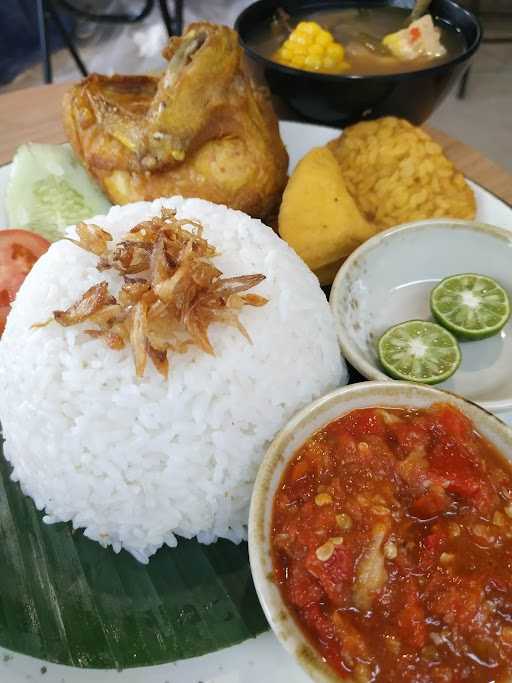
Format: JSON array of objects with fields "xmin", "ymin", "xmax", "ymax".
[{"xmin": 63, "ymin": 22, "xmax": 289, "ymax": 222}]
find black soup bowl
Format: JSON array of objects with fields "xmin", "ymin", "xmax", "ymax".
[{"xmin": 235, "ymin": 0, "xmax": 481, "ymax": 126}]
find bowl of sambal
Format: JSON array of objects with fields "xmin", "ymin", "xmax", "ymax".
[{"xmin": 249, "ymin": 380, "xmax": 512, "ymax": 683}]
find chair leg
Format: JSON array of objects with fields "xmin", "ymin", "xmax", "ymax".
[
  {"xmin": 158, "ymin": 0, "xmax": 174, "ymax": 36},
  {"xmin": 36, "ymin": 0, "xmax": 53, "ymax": 83},
  {"xmin": 46, "ymin": 0, "xmax": 88, "ymax": 77},
  {"xmin": 457, "ymin": 65, "xmax": 471, "ymax": 99},
  {"xmin": 174, "ymin": 0, "xmax": 184, "ymax": 36},
  {"xmin": 158, "ymin": 0, "xmax": 184, "ymax": 36}
]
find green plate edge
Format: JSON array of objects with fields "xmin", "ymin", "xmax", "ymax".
[{"xmin": 0, "ymin": 444, "xmax": 268, "ymax": 669}]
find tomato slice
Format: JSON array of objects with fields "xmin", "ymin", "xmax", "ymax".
[{"xmin": 0, "ymin": 229, "xmax": 50, "ymax": 334}]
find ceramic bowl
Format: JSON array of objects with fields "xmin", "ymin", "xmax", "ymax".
[
  {"xmin": 235, "ymin": 0, "xmax": 481, "ymax": 127},
  {"xmin": 248, "ymin": 380, "xmax": 512, "ymax": 683},
  {"xmin": 329, "ymin": 219, "xmax": 512, "ymax": 413}
]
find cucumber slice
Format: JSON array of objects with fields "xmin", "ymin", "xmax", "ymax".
[{"xmin": 6, "ymin": 144, "xmax": 111, "ymax": 242}]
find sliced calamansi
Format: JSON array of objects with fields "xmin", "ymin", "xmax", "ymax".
[
  {"xmin": 430, "ymin": 273, "xmax": 510, "ymax": 341},
  {"xmin": 378, "ymin": 320, "xmax": 461, "ymax": 385}
]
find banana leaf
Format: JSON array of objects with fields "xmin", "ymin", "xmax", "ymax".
[{"xmin": 0, "ymin": 451, "xmax": 268, "ymax": 669}]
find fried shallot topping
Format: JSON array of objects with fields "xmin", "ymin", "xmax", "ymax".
[{"xmin": 48, "ymin": 209, "xmax": 268, "ymax": 378}]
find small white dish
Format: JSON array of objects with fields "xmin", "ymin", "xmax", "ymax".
[
  {"xmin": 248, "ymin": 380, "xmax": 512, "ymax": 683},
  {"xmin": 329, "ymin": 219, "xmax": 512, "ymax": 414}
]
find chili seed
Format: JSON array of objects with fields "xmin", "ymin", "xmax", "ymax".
[
  {"xmin": 439, "ymin": 552, "xmax": 455, "ymax": 565},
  {"xmin": 371, "ymin": 505, "xmax": 390, "ymax": 516},
  {"xmin": 505, "ymin": 504, "xmax": 512, "ymax": 518},
  {"xmin": 331, "ymin": 536, "xmax": 344, "ymax": 546},
  {"xmin": 385, "ymin": 636, "xmax": 401, "ymax": 654},
  {"xmin": 472, "ymin": 524, "xmax": 495, "ymax": 542},
  {"xmin": 316, "ymin": 541, "xmax": 335, "ymax": 562},
  {"xmin": 336, "ymin": 513, "xmax": 353, "ymax": 530},
  {"xmin": 384, "ymin": 541, "xmax": 397, "ymax": 559},
  {"xmin": 501, "ymin": 626, "xmax": 512, "ymax": 645},
  {"xmin": 315, "ymin": 493, "xmax": 332, "ymax": 506},
  {"xmin": 486, "ymin": 599, "xmax": 498, "ymax": 614},
  {"xmin": 358, "ymin": 441, "xmax": 370, "ymax": 455},
  {"xmin": 493, "ymin": 511, "xmax": 506, "ymax": 527},
  {"xmin": 274, "ymin": 533, "xmax": 290, "ymax": 547},
  {"xmin": 353, "ymin": 663, "xmax": 371, "ymax": 683},
  {"xmin": 448, "ymin": 522, "xmax": 461, "ymax": 538},
  {"xmin": 432, "ymin": 667, "xmax": 452, "ymax": 683},
  {"xmin": 421, "ymin": 645, "xmax": 439, "ymax": 661},
  {"xmin": 377, "ymin": 409, "xmax": 400, "ymax": 425}
]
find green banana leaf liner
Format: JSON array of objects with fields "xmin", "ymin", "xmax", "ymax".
[{"xmin": 0, "ymin": 452, "xmax": 268, "ymax": 669}]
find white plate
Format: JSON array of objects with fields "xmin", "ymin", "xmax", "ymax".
[{"xmin": 0, "ymin": 121, "xmax": 512, "ymax": 682}]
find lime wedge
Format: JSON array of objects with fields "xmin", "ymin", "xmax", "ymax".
[
  {"xmin": 378, "ymin": 320, "xmax": 461, "ymax": 384},
  {"xmin": 431, "ymin": 273, "xmax": 510, "ymax": 341}
]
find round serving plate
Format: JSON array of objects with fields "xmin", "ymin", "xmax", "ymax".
[{"xmin": 0, "ymin": 121, "xmax": 511, "ymax": 683}]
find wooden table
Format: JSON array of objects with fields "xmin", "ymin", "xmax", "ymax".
[{"xmin": 1, "ymin": 82, "xmax": 511, "ymax": 206}]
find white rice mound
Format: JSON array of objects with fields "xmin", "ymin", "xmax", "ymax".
[{"xmin": 0, "ymin": 197, "xmax": 347, "ymax": 563}]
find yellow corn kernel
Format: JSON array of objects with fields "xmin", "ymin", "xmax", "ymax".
[
  {"xmin": 316, "ymin": 29, "xmax": 334, "ymax": 47},
  {"xmin": 296, "ymin": 21, "xmax": 317, "ymax": 36},
  {"xmin": 304, "ymin": 54, "xmax": 322, "ymax": 69},
  {"xmin": 273, "ymin": 22, "xmax": 347, "ymax": 74},
  {"xmin": 289, "ymin": 32, "xmax": 308, "ymax": 45},
  {"xmin": 309, "ymin": 43, "xmax": 325, "ymax": 57},
  {"xmin": 323, "ymin": 56, "xmax": 336, "ymax": 70},
  {"xmin": 292, "ymin": 43, "xmax": 307, "ymax": 56},
  {"xmin": 326, "ymin": 43, "xmax": 345, "ymax": 60},
  {"xmin": 291, "ymin": 55, "xmax": 306, "ymax": 68},
  {"xmin": 382, "ymin": 33, "xmax": 400, "ymax": 49}
]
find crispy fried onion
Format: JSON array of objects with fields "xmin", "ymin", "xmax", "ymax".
[{"xmin": 47, "ymin": 209, "xmax": 268, "ymax": 378}]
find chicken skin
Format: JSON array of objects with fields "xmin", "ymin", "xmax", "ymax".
[{"xmin": 63, "ymin": 23, "xmax": 289, "ymax": 221}]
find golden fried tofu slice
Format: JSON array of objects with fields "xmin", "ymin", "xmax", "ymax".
[{"xmin": 278, "ymin": 146, "xmax": 375, "ymax": 284}]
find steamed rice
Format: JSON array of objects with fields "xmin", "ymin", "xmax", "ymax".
[{"xmin": 0, "ymin": 197, "xmax": 346, "ymax": 562}]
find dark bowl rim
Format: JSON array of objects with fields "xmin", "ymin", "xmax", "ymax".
[{"xmin": 234, "ymin": 0, "xmax": 482, "ymax": 83}]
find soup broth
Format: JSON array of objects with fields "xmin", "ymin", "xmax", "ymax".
[{"xmin": 249, "ymin": 6, "xmax": 466, "ymax": 75}]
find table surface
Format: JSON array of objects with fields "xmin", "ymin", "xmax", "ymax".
[{"xmin": 0, "ymin": 82, "xmax": 511, "ymax": 206}]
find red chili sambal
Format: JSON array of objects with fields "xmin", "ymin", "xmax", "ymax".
[{"xmin": 271, "ymin": 403, "xmax": 512, "ymax": 683}]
